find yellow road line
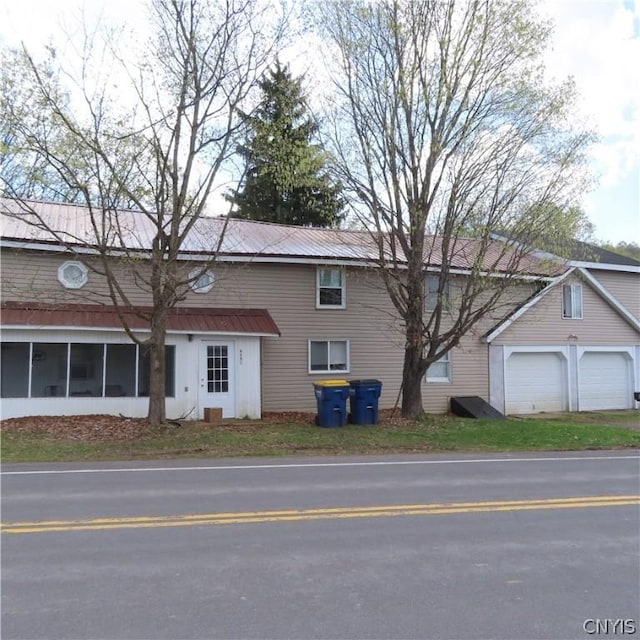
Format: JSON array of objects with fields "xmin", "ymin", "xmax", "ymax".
[{"xmin": 2, "ymin": 495, "xmax": 638, "ymax": 535}]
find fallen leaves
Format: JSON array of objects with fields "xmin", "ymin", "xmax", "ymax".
[
  {"xmin": 0, "ymin": 409, "xmax": 415, "ymax": 443},
  {"xmin": 1, "ymin": 414, "xmax": 151, "ymax": 442}
]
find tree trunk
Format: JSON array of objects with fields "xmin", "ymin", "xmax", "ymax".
[
  {"xmin": 401, "ymin": 309, "xmax": 426, "ymax": 419},
  {"xmin": 401, "ymin": 345, "xmax": 425, "ymax": 419},
  {"xmin": 147, "ymin": 318, "xmax": 167, "ymax": 427}
]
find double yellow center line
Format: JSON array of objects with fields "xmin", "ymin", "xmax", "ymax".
[{"xmin": 2, "ymin": 495, "xmax": 638, "ymax": 535}]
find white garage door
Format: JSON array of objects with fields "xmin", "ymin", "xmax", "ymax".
[
  {"xmin": 505, "ymin": 352, "xmax": 566, "ymax": 414},
  {"xmin": 579, "ymin": 352, "xmax": 632, "ymax": 411}
]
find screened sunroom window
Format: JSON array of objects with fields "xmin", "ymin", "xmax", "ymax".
[
  {"xmin": 0, "ymin": 342, "xmax": 29, "ymax": 398},
  {"xmin": 31, "ymin": 343, "xmax": 69, "ymax": 397},
  {"xmin": 0, "ymin": 342, "xmax": 176, "ymax": 398}
]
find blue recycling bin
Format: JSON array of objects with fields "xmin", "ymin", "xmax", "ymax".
[
  {"xmin": 313, "ymin": 380, "xmax": 350, "ymax": 427},
  {"xmin": 349, "ymin": 379, "xmax": 382, "ymax": 425}
]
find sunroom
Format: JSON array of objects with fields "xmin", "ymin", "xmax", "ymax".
[{"xmin": 0, "ymin": 302, "xmax": 280, "ymax": 420}]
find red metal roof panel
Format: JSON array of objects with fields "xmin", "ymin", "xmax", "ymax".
[{"xmin": 1, "ymin": 302, "xmax": 281, "ymax": 336}]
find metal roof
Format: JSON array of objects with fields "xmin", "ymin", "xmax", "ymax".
[
  {"xmin": 1, "ymin": 302, "xmax": 281, "ymax": 336},
  {"xmin": 0, "ymin": 198, "xmax": 375, "ymax": 260},
  {"xmin": 0, "ymin": 198, "xmax": 558, "ymax": 275}
]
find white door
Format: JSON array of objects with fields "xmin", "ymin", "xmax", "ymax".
[
  {"xmin": 505, "ymin": 351, "xmax": 566, "ymax": 414},
  {"xmin": 199, "ymin": 342, "xmax": 236, "ymax": 418},
  {"xmin": 579, "ymin": 351, "xmax": 632, "ymax": 411}
]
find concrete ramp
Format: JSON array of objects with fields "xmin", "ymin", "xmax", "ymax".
[{"xmin": 450, "ymin": 396, "xmax": 505, "ymax": 420}]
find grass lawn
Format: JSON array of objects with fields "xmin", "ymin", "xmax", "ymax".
[{"xmin": 1, "ymin": 410, "xmax": 638, "ymax": 463}]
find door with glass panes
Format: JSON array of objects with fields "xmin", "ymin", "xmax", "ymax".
[{"xmin": 199, "ymin": 342, "xmax": 235, "ymax": 418}]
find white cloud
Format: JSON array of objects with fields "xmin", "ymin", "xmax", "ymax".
[{"xmin": 539, "ymin": 0, "xmax": 640, "ymax": 242}]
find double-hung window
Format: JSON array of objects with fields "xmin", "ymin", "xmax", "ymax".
[
  {"xmin": 308, "ymin": 340, "xmax": 349, "ymax": 373},
  {"xmin": 317, "ymin": 267, "xmax": 345, "ymax": 308},
  {"xmin": 426, "ymin": 351, "xmax": 451, "ymax": 382},
  {"xmin": 426, "ymin": 274, "xmax": 450, "ymax": 312},
  {"xmin": 562, "ymin": 284, "xmax": 583, "ymax": 319}
]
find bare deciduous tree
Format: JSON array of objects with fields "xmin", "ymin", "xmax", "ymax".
[
  {"xmin": 1, "ymin": 0, "xmax": 283, "ymax": 425},
  {"xmin": 318, "ymin": 0, "xmax": 594, "ymax": 418}
]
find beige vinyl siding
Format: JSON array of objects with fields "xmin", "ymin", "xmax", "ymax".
[
  {"xmin": 0, "ymin": 249, "xmax": 157, "ymax": 305},
  {"xmin": 1, "ymin": 250, "xmax": 73, "ymax": 303},
  {"xmin": 211, "ymin": 263, "xmax": 407, "ymax": 412},
  {"xmin": 422, "ymin": 340, "xmax": 488, "ymax": 413},
  {"xmin": 492, "ymin": 275, "xmax": 640, "ymax": 345},
  {"xmin": 419, "ymin": 280, "xmax": 537, "ymax": 412},
  {"xmin": 0, "ymin": 248, "xmax": 531, "ymax": 413},
  {"xmin": 589, "ymin": 269, "xmax": 640, "ymax": 320}
]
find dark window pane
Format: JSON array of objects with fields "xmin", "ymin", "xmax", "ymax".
[
  {"xmin": 31, "ymin": 343, "xmax": 68, "ymax": 398},
  {"xmin": 319, "ymin": 288, "xmax": 342, "ymax": 306},
  {"xmin": 69, "ymin": 344, "xmax": 104, "ymax": 397},
  {"xmin": 138, "ymin": 345, "xmax": 175, "ymax": 398},
  {"xmin": 0, "ymin": 342, "xmax": 30, "ymax": 398},
  {"xmin": 105, "ymin": 344, "xmax": 136, "ymax": 396},
  {"xmin": 165, "ymin": 346, "xmax": 175, "ymax": 397}
]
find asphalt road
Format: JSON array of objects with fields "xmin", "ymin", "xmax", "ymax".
[{"xmin": 2, "ymin": 451, "xmax": 639, "ymax": 640}]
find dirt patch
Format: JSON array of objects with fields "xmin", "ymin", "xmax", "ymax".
[{"xmin": 261, "ymin": 411, "xmax": 316, "ymax": 424}]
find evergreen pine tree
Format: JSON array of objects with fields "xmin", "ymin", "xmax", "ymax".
[{"xmin": 230, "ymin": 61, "xmax": 344, "ymax": 227}]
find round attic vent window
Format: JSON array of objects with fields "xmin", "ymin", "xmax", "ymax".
[
  {"xmin": 58, "ymin": 260, "xmax": 88, "ymax": 289},
  {"xmin": 190, "ymin": 269, "xmax": 215, "ymax": 293}
]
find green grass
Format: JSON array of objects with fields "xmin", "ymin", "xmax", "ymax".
[{"xmin": 1, "ymin": 411, "xmax": 638, "ymax": 463}]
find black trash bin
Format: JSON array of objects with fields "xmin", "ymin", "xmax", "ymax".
[
  {"xmin": 313, "ymin": 380, "xmax": 350, "ymax": 427},
  {"xmin": 349, "ymin": 379, "xmax": 382, "ymax": 425}
]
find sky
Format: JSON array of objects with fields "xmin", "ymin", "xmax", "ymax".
[{"xmin": 1, "ymin": 0, "xmax": 639, "ymax": 246}]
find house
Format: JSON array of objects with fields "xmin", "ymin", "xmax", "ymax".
[{"xmin": 1, "ymin": 199, "xmax": 638, "ymax": 420}]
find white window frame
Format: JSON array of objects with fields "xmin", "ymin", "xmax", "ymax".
[
  {"xmin": 425, "ymin": 274, "xmax": 450, "ymax": 312},
  {"xmin": 189, "ymin": 268, "xmax": 215, "ymax": 294},
  {"xmin": 58, "ymin": 260, "xmax": 88, "ymax": 289},
  {"xmin": 316, "ymin": 267, "xmax": 346, "ymax": 309},
  {"xmin": 562, "ymin": 283, "xmax": 583, "ymax": 319},
  {"xmin": 426, "ymin": 351, "xmax": 451, "ymax": 382},
  {"xmin": 308, "ymin": 339, "xmax": 350, "ymax": 374}
]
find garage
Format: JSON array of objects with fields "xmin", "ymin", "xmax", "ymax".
[
  {"xmin": 505, "ymin": 351, "xmax": 567, "ymax": 414},
  {"xmin": 578, "ymin": 351, "xmax": 633, "ymax": 411}
]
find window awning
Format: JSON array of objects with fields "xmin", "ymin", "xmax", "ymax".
[{"xmin": 1, "ymin": 302, "xmax": 281, "ymax": 336}]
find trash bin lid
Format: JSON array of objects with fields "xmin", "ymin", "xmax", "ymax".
[
  {"xmin": 349, "ymin": 379, "xmax": 382, "ymax": 386},
  {"xmin": 313, "ymin": 379, "xmax": 350, "ymax": 387}
]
